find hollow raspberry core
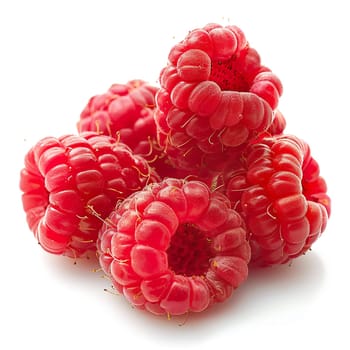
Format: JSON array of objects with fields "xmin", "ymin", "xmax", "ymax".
[
  {"xmin": 166, "ymin": 223, "xmax": 213, "ymax": 276},
  {"xmin": 209, "ymin": 56, "xmax": 249, "ymax": 92}
]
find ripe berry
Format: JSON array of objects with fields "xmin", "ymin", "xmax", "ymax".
[
  {"xmin": 224, "ymin": 134, "xmax": 330, "ymax": 266},
  {"xmin": 20, "ymin": 132, "xmax": 159, "ymax": 258},
  {"xmin": 77, "ymin": 80, "xmax": 161, "ymax": 164},
  {"xmin": 155, "ymin": 23, "xmax": 282, "ymax": 174},
  {"xmin": 97, "ymin": 178, "xmax": 251, "ymax": 316}
]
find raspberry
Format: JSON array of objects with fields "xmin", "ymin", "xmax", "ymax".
[
  {"xmin": 97, "ymin": 178, "xmax": 251, "ymax": 316},
  {"xmin": 20, "ymin": 132, "xmax": 159, "ymax": 258},
  {"xmin": 77, "ymin": 80, "xmax": 161, "ymax": 164},
  {"xmin": 224, "ymin": 134, "xmax": 330, "ymax": 266},
  {"xmin": 155, "ymin": 23, "xmax": 282, "ymax": 174}
]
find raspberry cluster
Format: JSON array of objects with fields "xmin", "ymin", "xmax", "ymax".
[{"xmin": 20, "ymin": 22, "xmax": 330, "ymax": 318}]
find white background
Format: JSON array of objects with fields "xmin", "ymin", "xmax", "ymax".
[{"xmin": 1, "ymin": 1, "xmax": 349, "ymax": 349}]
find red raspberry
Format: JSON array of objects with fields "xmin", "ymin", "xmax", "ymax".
[
  {"xmin": 97, "ymin": 178, "xmax": 251, "ymax": 316},
  {"xmin": 77, "ymin": 80, "xmax": 161, "ymax": 164},
  {"xmin": 155, "ymin": 23, "xmax": 282, "ymax": 174},
  {"xmin": 20, "ymin": 132, "xmax": 159, "ymax": 258},
  {"xmin": 224, "ymin": 134, "xmax": 330, "ymax": 266}
]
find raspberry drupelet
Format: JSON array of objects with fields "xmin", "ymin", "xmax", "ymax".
[
  {"xmin": 20, "ymin": 132, "xmax": 159, "ymax": 258},
  {"xmin": 155, "ymin": 23, "xmax": 282, "ymax": 175},
  {"xmin": 266, "ymin": 109, "xmax": 286, "ymax": 135},
  {"xmin": 97, "ymin": 178, "xmax": 251, "ymax": 316}
]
